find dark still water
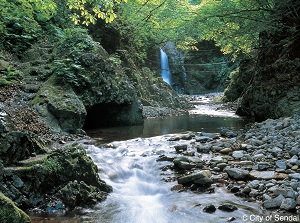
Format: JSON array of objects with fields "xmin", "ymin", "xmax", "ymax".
[{"xmin": 86, "ymin": 113, "xmax": 251, "ymax": 143}]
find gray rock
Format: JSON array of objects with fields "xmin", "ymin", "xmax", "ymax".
[
  {"xmin": 178, "ymin": 170, "xmax": 212, "ymax": 186},
  {"xmin": 177, "ymin": 161, "xmax": 196, "ymax": 170},
  {"xmin": 273, "ymin": 188, "xmax": 296, "ymax": 199},
  {"xmin": 224, "ymin": 167, "xmax": 249, "ymax": 180},
  {"xmin": 272, "ymin": 147, "xmax": 282, "ymax": 156},
  {"xmin": 288, "ymin": 155, "xmax": 298, "ymax": 165},
  {"xmin": 210, "ymin": 156, "xmax": 224, "ymax": 164},
  {"xmin": 296, "ymin": 195, "xmax": 300, "ymax": 205},
  {"xmin": 232, "ymin": 151, "xmax": 245, "ymax": 160},
  {"xmin": 289, "ymin": 173, "xmax": 300, "ymax": 180},
  {"xmin": 252, "ymin": 162, "xmax": 270, "ymax": 170},
  {"xmin": 174, "ymin": 145, "xmax": 188, "ymax": 153},
  {"xmin": 263, "ymin": 194, "xmax": 285, "ymax": 209},
  {"xmin": 249, "ymin": 171, "xmax": 275, "ymax": 180},
  {"xmin": 195, "ymin": 136, "xmax": 211, "ymax": 143},
  {"xmin": 280, "ymin": 198, "xmax": 296, "ymax": 210},
  {"xmin": 289, "ymin": 146, "xmax": 300, "ymax": 156},
  {"xmin": 276, "ymin": 160, "xmax": 287, "ymax": 170}
]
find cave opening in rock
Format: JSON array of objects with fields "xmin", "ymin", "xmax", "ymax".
[{"xmin": 83, "ymin": 102, "xmax": 143, "ymax": 130}]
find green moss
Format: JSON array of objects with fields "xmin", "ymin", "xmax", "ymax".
[{"xmin": 0, "ymin": 192, "xmax": 30, "ymax": 223}]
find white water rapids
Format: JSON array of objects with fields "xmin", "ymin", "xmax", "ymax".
[{"xmin": 79, "ymin": 135, "xmax": 265, "ymax": 223}]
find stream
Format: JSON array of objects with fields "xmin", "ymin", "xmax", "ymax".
[{"xmin": 31, "ymin": 94, "xmax": 267, "ymax": 223}]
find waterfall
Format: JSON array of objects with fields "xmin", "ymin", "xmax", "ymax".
[{"xmin": 160, "ymin": 48, "xmax": 172, "ymax": 86}]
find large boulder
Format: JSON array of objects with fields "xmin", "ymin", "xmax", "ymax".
[
  {"xmin": 1, "ymin": 143, "xmax": 112, "ymax": 211},
  {"xmin": 0, "ymin": 192, "xmax": 31, "ymax": 223},
  {"xmin": 32, "ymin": 76, "xmax": 86, "ymax": 133}
]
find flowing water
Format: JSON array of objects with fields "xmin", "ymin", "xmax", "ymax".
[
  {"xmin": 76, "ymin": 136, "xmax": 265, "ymax": 223},
  {"xmin": 31, "ymin": 94, "xmax": 266, "ymax": 223}
]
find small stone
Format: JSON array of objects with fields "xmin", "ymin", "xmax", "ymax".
[
  {"xmin": 276, "ymin": 160, "xmax": 286, "ymax": 170},
  {"xmin": 216, "ymin": 163, "xmax": 227, "ymax": 170},
  {"xmin": 203, "ymin": 204, "xmax": 216, "ymax": 213},
  {"xmin": 225, "ymin": 167, "xmax": 249, "ymax": 180},
  {"xmin": 227, "ymin": 217, "xmax": 236, "ymax": 222},
  {"xmin": 174, "ymin": 145, "xmax": 188, "ymax": 153},
  {"xmin": 218, "ymin": 204, "xmax": 238, "ymax": 212},
  {"xmin": 289, "ymin": 173, "xmax": 300, "ymax": 180},
  {"xmin": 170, "ymin": 184, "xmax": 183, "ymax": 191},
  {"xmin": 195, "ymin": 136, "xmax": 211, "ymax": 143},
  {"xmin": 232, "ymin": 151, "xmax": 245, "ymax": 160},
  {"xmin": 220, "ymin": 148, "xmax": 232, "ymax": 154}
]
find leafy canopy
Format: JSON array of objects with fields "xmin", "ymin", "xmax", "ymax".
[{"xmin": 116, "ymin": 0, "xmax": 275, "ymax": 57}]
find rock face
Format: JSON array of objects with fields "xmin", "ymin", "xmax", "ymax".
[
  {"xmin": 226, "ymin": 3, "xmax": 300, "ymax": 120},
  {"xmin": 0, "ymin": 107, "xmax": 48, "ymax": 165},
  {"xmin": 30, "ymin": 40, "xmax": 144, "ymax": 133},
  {"xmin": 0, "ymin": 143, "xmax": 112, "ymax": 211}
]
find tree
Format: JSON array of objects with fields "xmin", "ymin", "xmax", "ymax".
[{"xmin": 0, "ymin": 0, "xmax": 126, "ymax": 52}]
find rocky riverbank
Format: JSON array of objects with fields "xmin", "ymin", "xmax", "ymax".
[{"xmin": 155, "ymin": 115, "xmax": 300, "ymax": 214}]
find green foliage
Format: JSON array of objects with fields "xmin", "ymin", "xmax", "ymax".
[
  {"xmin": 0, "ymin": 0, "xmax": 56, "ymax": 52},
  {"xmin": 52, "ymin": 59, "xmax": 89, "ymax": 88},
  {"xmin": 50, "ymin": 28, "xmax": 97, "ymax": 89},
  {"xmin": 43, "ymin": 157, "xmax": 62, "ymax": 174}
]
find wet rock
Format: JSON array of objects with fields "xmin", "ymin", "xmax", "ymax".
[
  {"xmin": 157, "ymin": 155, "xmax": 174, "ymax": 162},
  {"xmin": 177, "ymin": 161, "xmax": 196, "ymax": 170},
  {"xmin": 273, "ymin": 188, "xmax": 296, "ymax": 199},
  {"xmin": 195, "ymin": 136, "xmax": 211, "ymax": 143},
  {"xmin": 174, "ymin": 145, "xmax": 188, "ymax": 153},
  {"xmin": 220, "ymin": 128, "xmax": 238, "ymax": 138},
  {"xmin": 203, "ymin": 204, "xmax": 216, "ymax": 213},
  {"xmin": 178, "ymin": 170, "xmax": 212, "ymax": 187},
  {"xmin": 218, "ymin": 204, "xmax": 238, "ymax": 212},
  {"xmin": 288, "ymin": 155, "xmax": 299, "ymax": 165},
  {"xmin": 170, "ymin": 184, "xmax": 183, "ymax": 191},
  {"xmin": 211, "ymin": 156, "xmax": 224, "ymax": 164},
  {"xmin": 224, "ymin": 167, "xmax": 249, "ymax": 180},
  {"xmin": 289, "ymin": 146, "xmax": 300, "ymax": 156},
  {"xmin": 263, "ymin": 194, "xmax": 285, "ymax": 209},
  {"xmin": 280, "ymin": 198, "xmax": 296, "ymax": 210},
  {"xmin": 196, "ymin": 144, "xmax": 212, "ymax": 153}
]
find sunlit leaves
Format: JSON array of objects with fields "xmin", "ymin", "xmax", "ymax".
[
  {"xmin": 67, "ymin": 0, "xmax": 127, "ymax": 25},
  {"xmin": 191, "ymin": 0, "xmax": 274, "ymax": 57}
]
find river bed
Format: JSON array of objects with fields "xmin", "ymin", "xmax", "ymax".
[{"xmin": 31, "ymin": 94, "xmax": 264, "ymax": 223}]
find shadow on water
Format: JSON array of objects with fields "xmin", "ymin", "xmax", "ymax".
[{"xmin": 86, "ymin": 114, "xmax": 251, "ymax": 143}]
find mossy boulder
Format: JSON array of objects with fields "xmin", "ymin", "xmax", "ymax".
[
  {"xmin": 1, "ymin": 143, "xmax": 111, "ymax": 211},
  {"xmin": 0, "ymin": 192, "xmax": 30, "ymax": 223},
  {"xmin": 32, "ymin": 76, "xmax": 87, "ymax": 133}
]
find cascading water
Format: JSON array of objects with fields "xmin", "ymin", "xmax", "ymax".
[
  {"xmin": 79, "ymin": 136, "xmax": 265, "ymax": 223},
  {"xmin": 160, "ymin": 48, "xmax": 172, "ymax": 86}
]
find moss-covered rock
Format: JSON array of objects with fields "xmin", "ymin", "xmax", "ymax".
[
  {"xmin": 0, "ymin": 192, "xmax": 30, "ymax": 223},
  {"xmin": 1, "ymin": 143, "xmax": 111, "ymax": 211},
  {"xmin": 32, "ymin": 75, "xmax": 87, "ymax": 133}
]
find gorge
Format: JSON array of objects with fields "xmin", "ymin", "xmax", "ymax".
[{"xmin": 1, "ymin": 0, "xmax": 300, "ymax": 222}]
